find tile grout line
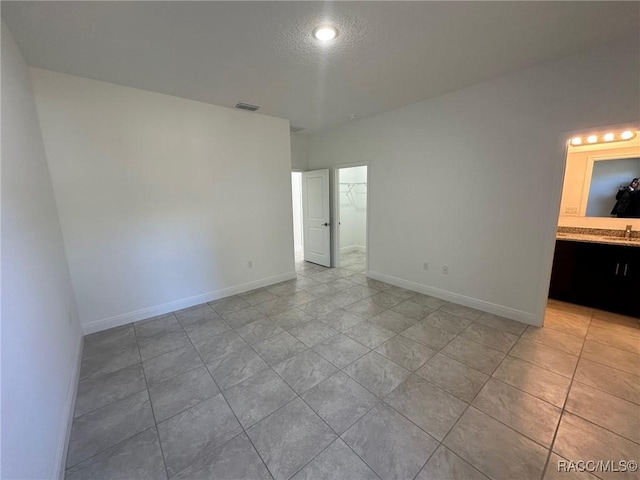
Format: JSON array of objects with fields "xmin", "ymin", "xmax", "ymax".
[{"xmin": 538, "ymin": 308, "xmax": 595, "ymax": 480}]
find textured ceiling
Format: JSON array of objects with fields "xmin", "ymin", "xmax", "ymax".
[{"xmin": 3, "ymin": 1, "xmax": 639, "ymax": 133}]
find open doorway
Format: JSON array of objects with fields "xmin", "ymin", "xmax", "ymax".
[
  {"xmin": 291, "ymin": 171, "xmax": 303, "ymax": 264},
  {"xmin": 336, "ymin": 165, "xmax": 368, "ymax": 271}
]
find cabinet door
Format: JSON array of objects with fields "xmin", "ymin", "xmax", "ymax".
[
  {"xmin": 549, "ymin": 240, "xmax": 578, "ymax": 301},
  {"xmin": 618, "ymin": 248, "xmax": 640, "ymax": 317}
]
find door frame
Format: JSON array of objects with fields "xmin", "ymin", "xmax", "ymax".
[{"xmin": 332, "ymin": 162, "xmax": 370, "ymax": 270}]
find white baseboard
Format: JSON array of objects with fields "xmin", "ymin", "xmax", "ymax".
[
  {"xmin": 367, "ymin": 270, "xmax": 538, "ymax": 326},
  {"xmin": 340, "ymin": 245, "xmax": 367, "ymax": 254},
  {"xmin": 82, "ymin": 271, "xmax": 297, "ymax": 334},
  {"xmin": 55, "ymin": 333, "xmax": 83, "ymax": 479}
]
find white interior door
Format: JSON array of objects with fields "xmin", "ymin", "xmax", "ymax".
[{"xmin": 302, "ymin": 169, "xmax": 331, "ymax": 267}]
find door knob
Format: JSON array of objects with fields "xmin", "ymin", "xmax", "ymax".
[{"xmin": 323, "ymin": 222, "xmax": 330, "ymax": 226}]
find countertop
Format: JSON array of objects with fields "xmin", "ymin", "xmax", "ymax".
[{"xmin": 556, "ymin": 232, "xmax": 640, "ymax": 247}]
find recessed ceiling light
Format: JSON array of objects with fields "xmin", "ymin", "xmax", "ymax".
[
  {"xmin": 313, "ymin": 25, "xmax": 338, "ymax": 42},
  {"xmin": 347, "ymin": 114, "xmax": 358, "ymax": 120}
]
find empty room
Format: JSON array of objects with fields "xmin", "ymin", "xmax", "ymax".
[{"xmin": 2, "ymin": 2, "xmax": 640, "ymax": 480}]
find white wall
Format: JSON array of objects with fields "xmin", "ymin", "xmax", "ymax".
[
  {"xmin": 307, "ymin": 37, "xmax": 640, "ymax": 325},
  {"xmin": 1, "ymin": 23, "xmax": 83, "ymax": 479},
  {"xmin": 339, "ymin": 166, "xmax": 367, "ymax": 253},
  {"xmin": 31, "ymin": 68, "xmax": 295, "ymax": 333},
  {"xmin": 291, "ymin": 133, "xmax": 308, "ymax": 171}
]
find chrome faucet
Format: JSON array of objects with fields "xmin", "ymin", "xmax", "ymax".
[{"xmin": 625, "ymin": 225, "xmax": 632, "ymax": 239}]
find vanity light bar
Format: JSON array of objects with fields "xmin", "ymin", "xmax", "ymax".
[{"xmin": 570, "ymin": 130, "xmax": 636, "ymax": 146}]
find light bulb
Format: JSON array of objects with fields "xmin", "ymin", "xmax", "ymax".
[
  {"xmin": 621, "ymin": 130, "xmax": 634, "ymax": 140},
  {"xmin": 603, "ymin": 133, "xmax": 615, "ymax": 141},
  {"xmin": 587, "ymin": 135, "xmax": 598, "ymax": 144},
  {"xmin": 570, "ymin": 137, "xmax": 582, "ymax": 146},
  {"xmin": 313, "ymin": 25, "xmax": 338, "ymax": 42}
]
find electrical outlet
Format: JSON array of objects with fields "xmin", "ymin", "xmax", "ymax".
[
  {"xmin": 423, "ymin": 262, "xmax": 429, "ymax": 270},
  {"xmin": 248, "ymin": 260, "xmax": 253, "ymax": 268},
  {"xmin": 442, "ymin": 265, "xmax": 449, "ymax": 275}
]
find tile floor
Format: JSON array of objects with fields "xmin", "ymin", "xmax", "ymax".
[{"xmin": 66, "ymin": 251, "xmax": 640, "ymax": 480}]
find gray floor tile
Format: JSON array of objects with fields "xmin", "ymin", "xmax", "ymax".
[
  {"xmin": 492, "ymin": 356, "xmax": 571, "ymax": 408},
  {"xmin": 289, "ymin": 321, "xmax": 339, "ymax": 347},
  {"xmin": 222, "ymin": 306, "xmax": 268, "ymax": 329},
  {"xmin": 472, "ymin": 378, "xmax": 561, "ymax": 447},
  {"xmin": 346, "ymin": 284, "xmax": 380, "ymax": 300},
  {"xmin": 362, "ymin": 279, "xmax": 390, "ymax": 291},
  {"xmin": 509, "ymin": 339, "xmax": 579, "ymax": 378},
  {"xmin": 400, "ymin": 320, "xmax": 457, "ymax": 350},
  {"xmin": 206, "ymin": 346, "xmax": 270, "ymax": 391},
  {"xmin": 174, "ymin": 305, "xmax": 220, "ymax": 327},
  {"xmin": 416, "ymin": 446, "xmax": 489, "ymax": 480},
  {"xmin": 574, "ymin": 358, "xmax": 640, "ymax": 405},
  {"xmin": 581, "ymin": 340, "xmax": 640, "ymax": 377},
  {"xmin": 210, "ymin": 296, "xmax": 251, "ymax": 315},
  {"xmin": 329, "ymin": 289, "xmax": 365, "ymax": 308},
  {"xmin": 74, "ymin": 363, "xmax": 146, "ymax": 418},
  {"xmin": 67, "ymin": 390, "xmax": 155, "ymax": 468},
  {"xmin": 302, "ymin": 372, "xmax": 378, "ymax": 434},
  {"xmin": 134, "ymin": 313, "xmax": 182, "ymax": 340},
  {"xmin": 279, "ymin": 290, "xmax": 319, "ymax": 306},
  {"xmin": 443, "ymin": 407, "xmax": 548, "ymax": 480},
  {"xmin": 384, "ymin": 285, "xmax": 416, "ymax": 301},
  {"xmin": 157, "ymin": 394, "xmax": 242, "ymax": 476},
  {"xmin": 439, "ymin": 303, "xmax": 483, "ymax": 321},
  {"xmin": 344, "ymin": 321, "xmax": 396, "ymax": 349},
  {"xmin": 291, "ymin": 439, "xmax": 378, "ymax": 480},
  {"xmin": 182, "ymin": 316, "xmax": 231, "ymax": 342},
  {"xmin": 342, "ymin": 403, "xmax": 438, "ymax": 480},
  {"xmin": 369, "ymin": 292, "xmax": 403, "ymax": 309},
  {"xmin": 369, "ymin": 310, "xmax": 416, "ymax": 333},
  {"xmin": 236, "ymin": 318, "xmax": 285, "ymax": 344},
  {"xmin": 273, "ymin": 349, "xmax": 338, "ymax": 394},
  {"xmin": 172, "ymin": 432, "xmax": 271, "ymax": 480},
  {"xmin": 312, "ymin": 333, "xmax": 370, "ymax": 368},
  {"xmin": 344, "ymin": 351, "xmax": 411, "ymax": 397},
  {"xmin": 344, "ymin": 298, "xmax": 387, "ymax": 318},
  {"xmin": 318, "ymin": 309, "xmax": 366, "ymax": 332},
  {"xmin": 143, "ymin": 345, "xmax": 203, "ymax": 388},
  {"xmin": 247, "ymin": 398, "xmax": 337, "ymax": 480},
  {"xmin": 195, "ymin": 330, "xmax": 247, "ymax": 359},
  {"xmin": 385, "ymin": 375, "xmax": 468, "ymax": 441},
  {"xmin": 390, "ymin": 300, "xmax": 434, "ymax": 321},
  {"xmin": 423, "ymin": 310, "xmax": 472, "ymax": 334},
  {"xmin": 521, "ymin": 326, "xmax": 584, "ymax": 356},
  {"xmin": 306, "ymin": 283, "xmax": 340, "ymax": 297},
  {"xmin": 80, "ymin": 336, "xmax": 140, "ymax": 381},
  {"xmin": 410, "ymin": 294, "xmax": 448, "ymax": 310},
  {"xmin": 253, "ymin": 331, "xmax": 308, "ymax": 366},
  {"xmin": 138, "ymin": 330, "xmax": 191, "ymax": 361},
  {"xmin": 440, "ymin": 336, "xmax": 505, "ymax": 375},
  {"xmin": 565, "ymin": 382, "xmax": 640, "ymax": 443},
  {"xmin": 375, "ymin": 336, "xmax": 436, "ymax": 371},
  {"xmin": 553, "ymin": 412, "xmax": 639, "ymax": 480},
  {"xmin": 255, "ymin": 298, "xmax": 297, "ymax": 317},
  {"xmin": 83, "ymin": 324, "xmax": 134, "ymax": 348},
  {"xmin": 224, "ymin": 369, "xmax": 296, "ymax": 428},
  {"xmin": 240, "ymin": 289, "xmax": 278, "ymax": 306},
  {"xmin": 415, "ymin": 354, "xmax": 488, "ymax": 402},
  {"xmin": 475, "ymin": 313, "xmax": 527, "ymax": 336},
  {"xmin": 65, "ymin": 427, "xmax": 166, "ymax": 480},
  {"xmin": 460, "ymin": 323, "xmax": 518, "ymax": 353},
  {"xmin": 148, "ymin": 366, "xmax": 219, "ymax": 422},
  {"xmin": 299, "ymin": 298, "xmax": 341, "ymax": 318},
  {"xmin": 269, "ymin": 307, "xmax": 315, "ymax": 330}
]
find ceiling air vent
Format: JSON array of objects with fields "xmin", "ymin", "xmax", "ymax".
[
  {"xmin": 235, "ymin": 102, "xmax": 260, "ymax": 112},
  {"xmin": 290, "ymin": 126, "xmax": 305, "ymax": 133}
]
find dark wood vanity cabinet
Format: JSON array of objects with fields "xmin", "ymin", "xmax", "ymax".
[{"xmin": 549, "ymin": 240, "xmax": 640, "ymax": 318}]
